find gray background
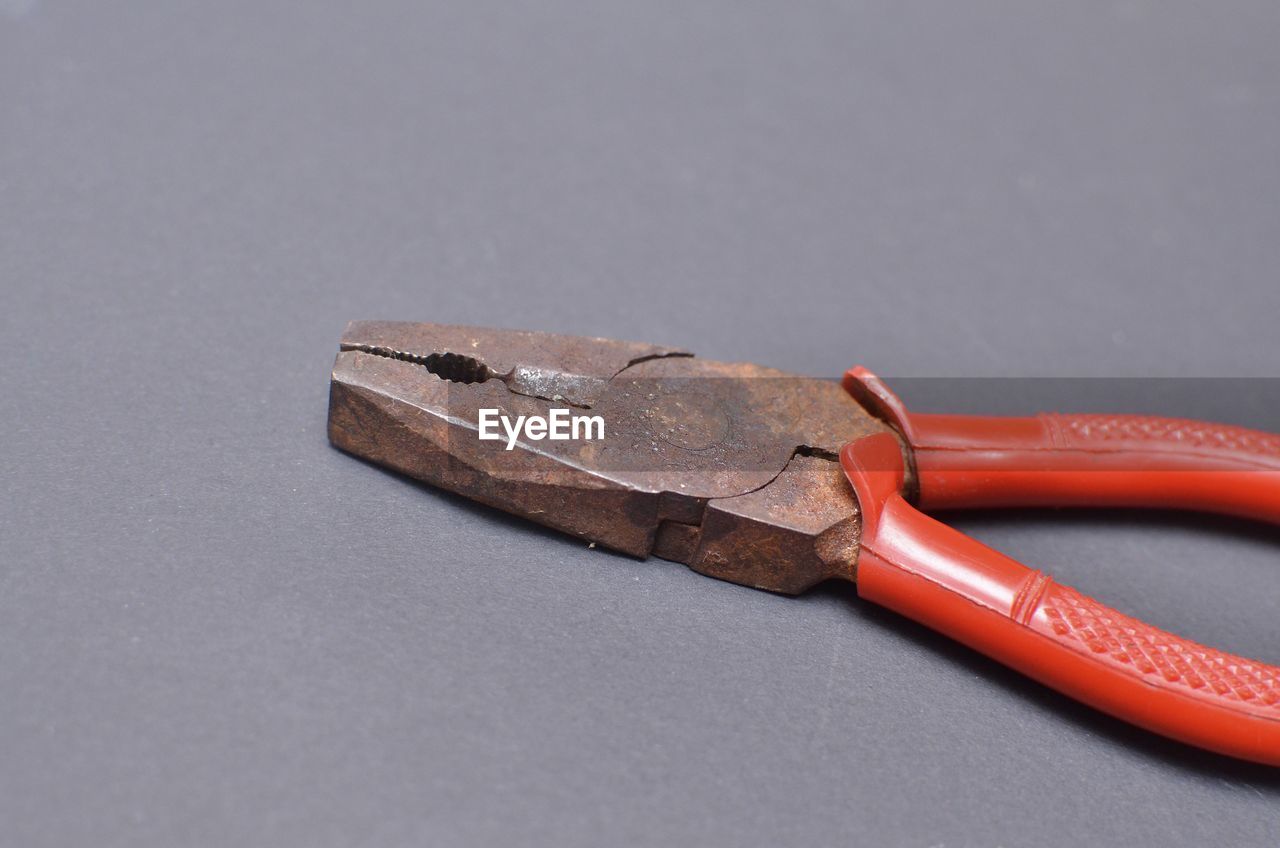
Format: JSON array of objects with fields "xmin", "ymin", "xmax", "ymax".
[{"xmin": 3, "ymin": 1, "xmax": 1280, "ymax": 845}]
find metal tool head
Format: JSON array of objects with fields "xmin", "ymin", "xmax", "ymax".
[{"xmin": 328, "ymin": 321, "xmax": 888, "ymax": 593}]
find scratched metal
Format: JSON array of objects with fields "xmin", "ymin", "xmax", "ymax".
[{"xmin": 328, "ymin": 322, "xmax": 889, "ymax": 593}]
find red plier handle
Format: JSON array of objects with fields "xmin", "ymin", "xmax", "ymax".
[{"xmin": 841, "ymin": 368, "xmax": 1280, "ymax": 766}]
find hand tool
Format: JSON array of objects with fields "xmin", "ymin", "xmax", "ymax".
[{"xmin": 328, "ymin": 321, "xmax": 1280, "ymax": 765}]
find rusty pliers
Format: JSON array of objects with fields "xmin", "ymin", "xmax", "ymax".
[{"xmin": 328, "ymin": 322, "xmax": 1280, "ymax": 765}]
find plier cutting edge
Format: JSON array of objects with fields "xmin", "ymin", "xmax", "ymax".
[{"xmin": 329, "ymin": 322, "xmax": 1280, "ymax": 765}]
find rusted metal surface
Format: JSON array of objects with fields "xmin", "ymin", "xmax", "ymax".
[{"xmin": 328, "ymin": 321, "xmax": 888, "ymax": 593}]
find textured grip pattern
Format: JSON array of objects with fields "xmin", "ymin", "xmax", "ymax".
[
  {"xmin": 841, "ymin": 413, "xmax": 1280, "ymax": 762},
  {"xmin": 1048, "ymin": 414, "xmax": 1280, "ymax": 462},
  {"xmin": 1037, "ymin": 584, "xmax": 1280, "ymax": 711}
]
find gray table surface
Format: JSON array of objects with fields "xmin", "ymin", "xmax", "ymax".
[{"xmin": 4, "ymin": 2, "xmax": 1280, "ymax": 845}]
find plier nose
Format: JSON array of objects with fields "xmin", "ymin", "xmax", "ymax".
[
  {"xmin": 330, "ymin": 321, "xmax": 885, "ymax": 591},
  {"xmin": 329, "ymin": 322, "xmax": 1280, "ymax": 766}
]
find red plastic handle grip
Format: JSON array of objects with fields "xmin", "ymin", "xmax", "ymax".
[
  {"xmin": 843, "ymin": 367, "xmax": 1280, "ymax": 522},
  {"xmin": 842, "ymin": 433, "xmax": 1280, "ymax": 765}
]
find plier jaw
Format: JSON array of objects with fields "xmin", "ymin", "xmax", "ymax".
[{"xmin": 328, "ymin": 321, "xmax": 886, "ymax": 593}]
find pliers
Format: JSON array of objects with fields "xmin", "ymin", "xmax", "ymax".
[{"xmin": 328, "ymin": 321, "xmax": 1280, "ymax": 765}]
